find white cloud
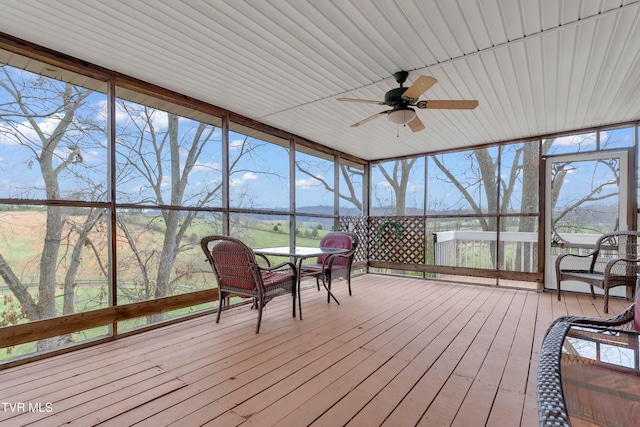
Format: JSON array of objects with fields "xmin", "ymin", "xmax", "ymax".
[
  {"xmin": 376, "ymin": 180, "xmax": 421, "ymax": 190},
  {"xmin": 553, "ymin": 134, "xmax": 596, "ymax": 146},
  {"xmin": 242, "ymin": 172, "xmax": 257, "ymax": 180},
  {"xmin": 0, "ymin": 116, "xmax": 52, "ymax": 146},
  {"xmin": 84, "ymin": 150, "xmax": 101, "ymax": 163},
  {"xmin": 230, "ymin": 139, "xmax": 245, "ymax": 150},
  {"xmin": 296, "ymin": 176, "xmax": 322, "ymax": 190},
  {"xmin": 114, "ymin": 102, "xmax": 169, "ymax": 130},
  {"xmin": 229, "ymin": 172, "xmax": 258, "ymax": 187},
  {"xmin": 193, "ymin": 161, "xmax": 221, "ymax": 172}
]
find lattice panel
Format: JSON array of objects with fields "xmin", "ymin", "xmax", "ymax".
[
  {"xmin": 368, "ymin": 216, "xmax": 425, "ymax": 263},
  {"xmin": 337, "ymin": 216, "xmax": 368, "ymax": 263}
]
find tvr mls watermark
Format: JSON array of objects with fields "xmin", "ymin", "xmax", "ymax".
[{"xmin": 2, "ymin": 402, "xmax": 53, "ymax": 413}]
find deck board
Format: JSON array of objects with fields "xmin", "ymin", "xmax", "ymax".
[{"xmin": 0, "ymin": 274, "xmax": 629, "ymax": 426}]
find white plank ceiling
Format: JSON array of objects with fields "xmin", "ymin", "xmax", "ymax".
[{"xmin": 0, "ymin": 0, "xmax": 639, "ymax": 161}]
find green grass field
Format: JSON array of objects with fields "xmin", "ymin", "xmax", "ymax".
[{"xmin": 0, "ymin": 210, "xmax": 333, "ymax": 360}]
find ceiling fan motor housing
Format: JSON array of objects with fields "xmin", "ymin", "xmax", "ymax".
[{"xmin": 385, "ymin": 87, "xmax": 411, "ymax": 106}]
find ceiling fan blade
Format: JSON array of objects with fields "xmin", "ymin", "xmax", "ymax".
[
  {"xmin": 418, "ymin": 100, "xmax": 479, "ymax": 110},
  {"xmin": 401, "ymin": 76, "xmax": 437, "ymax": 101},
  {"xmin": 407, "ymin": 115, "xmax": 425, "ymax": 132},
  {"xmin": 337, "ymin": 98, "xmax": 386, "ymax": 105},
  {"xmin": 351, "ymin": 111, "xmax": 387, "ymax": 127}
]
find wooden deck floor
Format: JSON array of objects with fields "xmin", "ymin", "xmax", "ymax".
[{"xmin": 0, "ymin": 274, "xmax": 630, "ymax": 427}]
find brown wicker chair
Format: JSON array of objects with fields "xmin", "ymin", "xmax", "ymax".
[
  {"xmin": 201, "ymin": 235, "xmax": 298, "ymax": 333},
  {"xmin": 299, "ymin": 231, "xmax": 359, "ymax": 304},
  {"xmin": 555, "ymin": 230, "xmax": 640, "ymax": 313}
]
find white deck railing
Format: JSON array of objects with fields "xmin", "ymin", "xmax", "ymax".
[{"xmin": 434, "ymin": 231, "xmax": 538, "ymax": 272}]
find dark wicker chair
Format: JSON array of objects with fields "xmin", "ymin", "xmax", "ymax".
[
  {"xmin": 201, "ymin": 235, "xmax": 298, "ymax": 333},
  {"xmin": 299, "ymin": 231, "xmax": 359, "ymax": 304},
  {"xmin": 555, "ymin": 230, "xmax": 640, "ymax": 313},
  {"xmin": 537, "ymin": 280, "xmax": 640, "ymax": 427},
  {"xmin": 552, "ymin": 276, "xmax": 640, "ymax": 333}
]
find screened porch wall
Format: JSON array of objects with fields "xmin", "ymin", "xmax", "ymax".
[{"xmin": 0, "ymin": 36, "xmax": 639, "ymax": 367}]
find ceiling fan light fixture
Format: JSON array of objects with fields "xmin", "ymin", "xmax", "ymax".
[{"xmin": 387, "ymin": 107, "xmax": 416, "ymax": 125}]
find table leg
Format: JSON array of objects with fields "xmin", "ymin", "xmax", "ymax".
[
  {"xmin": 321, "ymin": 273, "xmax": 340, "ymax": 305},
  {"xmin": 297, "ymin": 258, "xmax": 303, "ymax": 320}
]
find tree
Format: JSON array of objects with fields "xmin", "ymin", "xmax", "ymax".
[
  {"xmin": 295, "ymin": 160, "xmax": 363, "ymax": 211},
  {"xmin": 0, "ymin": 62, "xmax": 281, "ymax": 351},
  {"xmin": 374, "ymin": 159, "xmax": 417, "ymax": 216},
  {"xmin": 429, "ymin": 145, "xmax": 536, "ymax": 268},
  {"xmin": 115, "ymin": 105, "xmax": 220, "ymax": 308},
  {"xmin": 550, "ymin": 158, "xmax": 620, "ymax": 234},
  {"xmin": 115, "ymin": 104, "xmax": 285, "ymax": 324},
  {"xmin": 0, "ymin": 65, "xmax": 108, "ymax": 349}
]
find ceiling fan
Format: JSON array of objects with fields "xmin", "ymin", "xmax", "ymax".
[{"xmin": 337, "ymin": 71, "xmax": 478, "ymax": 132}]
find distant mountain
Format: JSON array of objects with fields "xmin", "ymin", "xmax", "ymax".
[{"xmin": 296, "ymin": 205, "xmax": 334, "ymax": 215}]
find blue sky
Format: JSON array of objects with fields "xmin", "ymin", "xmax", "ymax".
[{"xmin": 0, "ymin": 94, "xmax": 343, "ymax": 208}]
